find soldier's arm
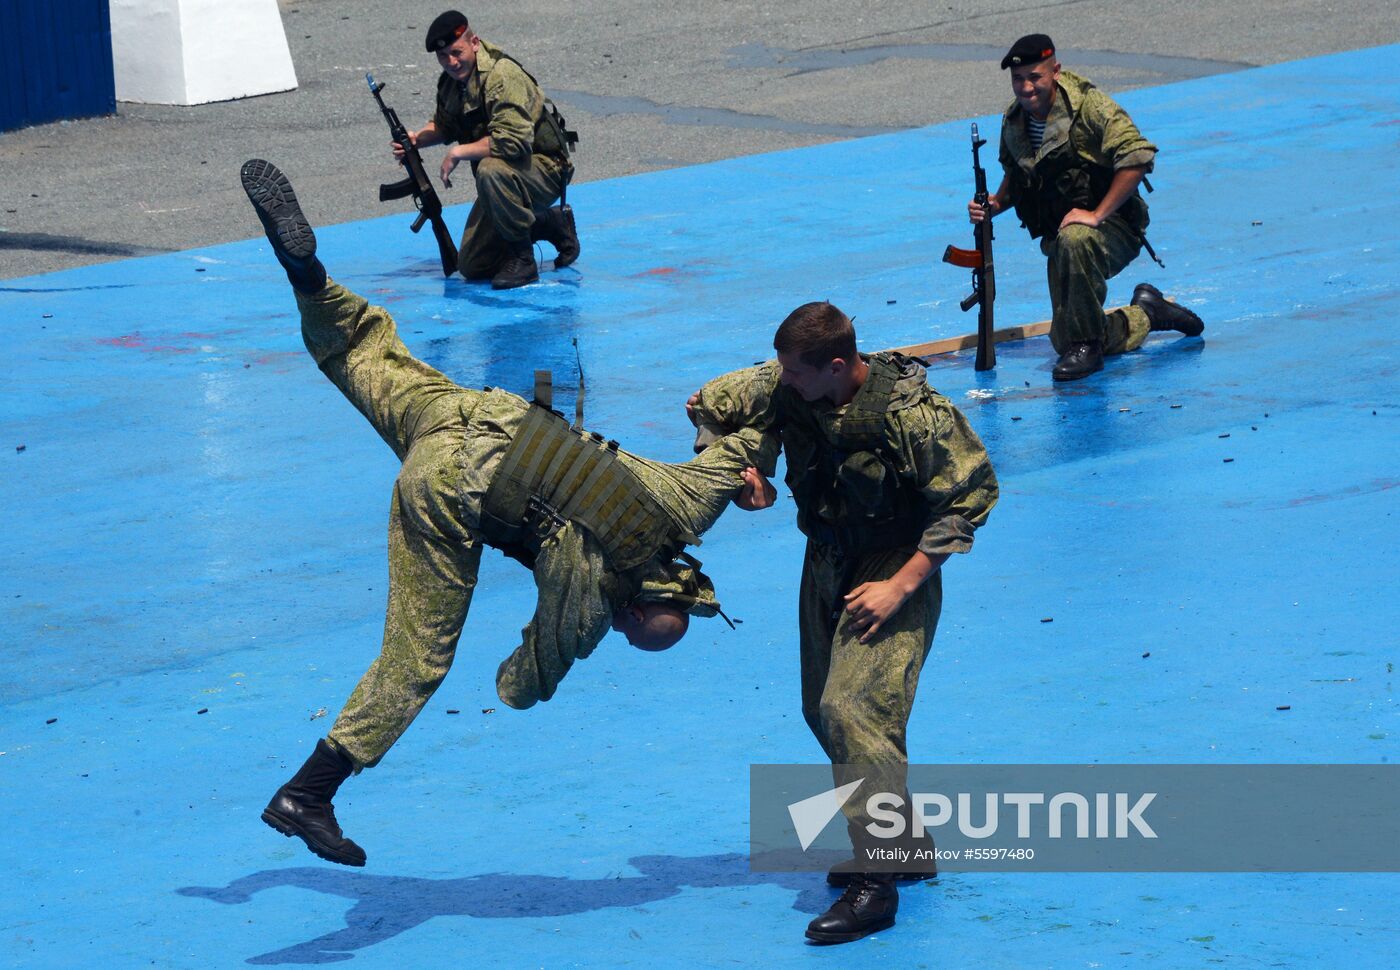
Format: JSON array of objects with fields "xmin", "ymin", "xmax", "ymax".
[
  {"xmin": 691, "ymin": 425, "xmax": 781, "ymax": 479},
  {"xmin": 405, "ymin": 121, "xmax": 444, "ymax": 149},
  {"xmin": 841, "ymin": 398, "xmax": 997, "ymax": 643},
  {"xmin": 494, "ymin": 523, "xmax": 618, "ymax": 710},
  {"xmin": 1084, "ymin": 89, "xmax": 1157, "ymax": 173},
  {"xmin": 687, "ymin": 362, "xmax": 782, "ymax": 452},
  {"xmin": 905, "ymin": 398, "xmax": 999, "ymax": 557},
  {"xmin": 969, "ymin": 174, "xmax": 1012, "ymax": 224},
  {"xmin": 484, "ymin": 62, "xmax": 539, "ymax": 162},
  {"xmin": 1076, "ymin": 166, "xmax": 1147, "ymax": 227},
  {"xmin": 842, "ymin": 548, "xmax": 951, "ymax": 644}
]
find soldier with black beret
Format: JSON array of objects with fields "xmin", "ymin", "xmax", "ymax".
[
  {"xmin": 392, "ymin": 10, "xmax": 579, "ymax": 289},
  {"xmin": 970, "ymin": 34, "xmax": 1206, "ymax": 381}
]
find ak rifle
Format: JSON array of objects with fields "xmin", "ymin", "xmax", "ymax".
[
  {"xmin": 942, "ymin": 122, "xmax": 997, "ymax": 371},
  {"xmin": 367, "ymin": 73, "xmax": 458, "ymax": 277}
]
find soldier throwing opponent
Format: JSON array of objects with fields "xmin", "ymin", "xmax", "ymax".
[
  {"xmin": 241, "ymin": 159, "xmax": 775, "ymax": 868},
  {"xmin": 689, "ymin": 306, "xmax": 999, "ymax": 943},
  {"xmin": 970, "ymin": 33, "xmax": 1206, "ymax": 381}
]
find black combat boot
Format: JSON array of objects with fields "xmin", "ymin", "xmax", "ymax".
[
  {"xmin": 1052, "ymin": 340, "xmax": 1104, "ymax": 381},
  {"xmin": 262, "ymin": 739, "xmax": 366, "ymax": 867},
  {"xmin": 239, "ymin": 159, "xmax": 327, "ymax": 295},
  {"xmin": 531, "ymin": 205, "xmax": 580, "ymax": 269},
  {"xmin": 491, "ymin": 241, "xmax": 539, "ymax": 289},
  {"xmin": 805, "ymin": 873, "xmax": 899, "ymax": 944},
  {"xmin": 1132, "ymin": 282, "xmax": 1205, "ymax": 336}
]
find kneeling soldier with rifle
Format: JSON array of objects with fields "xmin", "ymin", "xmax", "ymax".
[
  {"xmin": 969, "ymin": 34, "xmax": 1206, "ymax": 381},
  {"xmin": 240, "ymin": 159, "xmax": 773, "ymax": 867},
  {"xmin": 388, "ymin": 10, "xmax": 579, "ymax": 289}
]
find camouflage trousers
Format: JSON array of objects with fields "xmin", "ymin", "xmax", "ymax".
[
  {"xmin": 297, "ymin": 283, "xmax": 487, "ymax": 769},
  {"xmin": 459, "ymin": 154, "xmax": 567, "ymax": 279},
  {"xmin": 1041, "ymin": 217, "xmax": 1151, "ymax": 356},
  {"xmin": 799, "ymin": 539, "xmax": 942, "ymax": 845}
]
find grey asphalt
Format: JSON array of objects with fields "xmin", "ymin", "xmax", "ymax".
[{"xmin": 2, "ymin": 0, "xmax": 1394, "ymax": 280}]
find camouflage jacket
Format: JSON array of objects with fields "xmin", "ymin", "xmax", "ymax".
[
  {"xmin": 432, "ymin": 40, "xmax": 569, "ymax": 166},
  {"xmin": 999, "ymin": 70, "xmax": 1157, "ymax": 238},
  {"xmin": 688, "ymin": 360, "xmax": 998, "ymax": 557},
  {"xmin": 488, "ymin": 391, "xmax": 779, "ymax": 709}
]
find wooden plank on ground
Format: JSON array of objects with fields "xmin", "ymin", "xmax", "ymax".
[{"xmin": 890, "ymin": 319, "xmax": 1052, "ymax": 359}]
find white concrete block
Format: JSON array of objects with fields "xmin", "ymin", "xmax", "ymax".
[{"xmin": 112, "ymin": 0, "xmax": 298, "ymax": 105}]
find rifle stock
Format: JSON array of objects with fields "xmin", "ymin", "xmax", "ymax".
[{"xmin": 366, "ymin": 73, "xmax": 460, "ymax": 277}]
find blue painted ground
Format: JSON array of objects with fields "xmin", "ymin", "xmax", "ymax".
[{"xmin": 3, "ymin": 43, "xmax": 1399, "ymax": 969}]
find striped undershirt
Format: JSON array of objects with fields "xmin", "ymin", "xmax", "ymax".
[{"xmin": 1027, "ymin": 116, "xmax": 1046, "ymax": 152}]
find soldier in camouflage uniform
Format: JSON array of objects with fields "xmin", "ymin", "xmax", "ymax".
[
  {"xmin": 240, "ymin": 158, "xmax": 776, "ymax": 868},
  {"xmin": 392, "ymin": 11, "xmax": 579, "ymax": 289},
  {"xmin": 969, "ymin": 34, "xmax": 1205, "ymax": 381},
  {"xmin": 688, "ymin": 303, "xmax": 999, "ymax": 944}
]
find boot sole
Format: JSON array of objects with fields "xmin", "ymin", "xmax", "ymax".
[
  {"xmin": 261, "ymin": 807, "xmax": 366, "ymax": 867},
  {"xmin": 804, "ymin": 915, "xmax": 896, "ymax": 944},
  {"xmin": 240, "ymin": 159, "xmax": 317, "ymax": 263}
]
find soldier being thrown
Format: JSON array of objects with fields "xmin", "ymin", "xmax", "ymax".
[
  {"xmin": 969, "ymin": 33, "xmax": 1206, "ymax": 381},
  {"xmin": 240, "ymin": 159, "xmax": 776, "ymax": 868}
]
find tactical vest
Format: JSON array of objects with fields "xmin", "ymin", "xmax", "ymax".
[
  {"xmin": 479, "ymin": 399, "xmax": 689, "ymax": 570},
  {"xmin": 779, "ymin": 353, "xmax": 932, "ymax": 554},
  {"xmin": 1010, "ymin": 112, "xmax": 1148, "ymax": 241}
]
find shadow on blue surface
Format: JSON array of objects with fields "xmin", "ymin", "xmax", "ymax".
[{"xmin": 178, "ymin": 854, "xmax": 832, "ymax": 964}]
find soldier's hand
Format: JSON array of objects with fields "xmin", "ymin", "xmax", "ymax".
[
  {"xmin": 734, "ymin": 466, "xmax": 776, "ymax": 512},
  {"xmin": 1058, "ymin": 207, "xmax": 1102, "ymax": 231},
  {"xmin": 843, "ymin": 580, "xmax": 909, "ymax": 644},
  {"xmin": 391, "ymin": 131, "xmax": 417, "ymax": 161},
  {"xmin": 440, "ymin": 149, "xmax": 461, "ymax": 188},
  {"xmin": 685, "ymin": 391, "xmax": 701, "ymax": 424}
]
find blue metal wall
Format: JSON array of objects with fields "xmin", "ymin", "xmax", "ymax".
[{"xmin": 0, "ymin": 0, "xmax": 115, "ymax": 132}]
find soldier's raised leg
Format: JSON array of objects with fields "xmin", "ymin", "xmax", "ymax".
[{"xmin": 241, "ymin": 159, "xmax": 484, "ymax": 866}]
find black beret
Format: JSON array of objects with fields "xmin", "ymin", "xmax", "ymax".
[
  {"xmin": 1000, "ymin": 33, "xmax": 1056, "ymax": 70},
  {"xmin": 425, "ymin": 11, "xmax": 470, "ymax": 53}
]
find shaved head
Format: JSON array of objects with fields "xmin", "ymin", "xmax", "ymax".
[{"xmin": 612, "ymin": 602, "xmax": 690, "ymax": 651}]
